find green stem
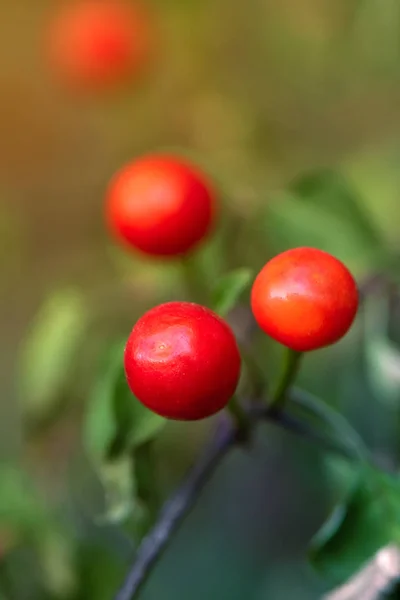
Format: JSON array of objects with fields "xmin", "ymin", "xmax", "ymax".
[
  {"xmin": 179, "ymin": 255, "xmax": 210, "ymax": 304},
  {"xmin": 226, "ymin": 396, "xmax": 251, "ymax": 441},
  {"xmin": 270, "ymin": 348, "xmax": 303, "ymax": 412},
  {"xmin": 240, "ymin": 345, "xmax": 267, "ymax": 397},
  {"xmin": 290, "ymin": 387, "xmax": 371, "ymax": 465}
]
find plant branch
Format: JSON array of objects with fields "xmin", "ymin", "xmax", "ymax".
[
  {"xmin": 114, "ymin": 392, "xmax": 365, "ymax": 600},
  {"xmin": 263, "ymin": 405, "xmax": 356, "ymax": 461},
  {"xmin": 114, "ymin": 414, "xmax": 237, "ymax": 600}
]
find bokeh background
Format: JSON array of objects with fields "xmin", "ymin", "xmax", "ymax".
[{"xmin": 2, "ymin": 0, "xmax": 400, "ymax": 598}]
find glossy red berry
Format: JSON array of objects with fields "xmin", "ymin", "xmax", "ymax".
[
  {"xmin": 124, "ymin": 302, "xmax": 241, "ymax": 420},
  {"xmin": 106, "ymin": 155, "xmax": 216, "ymax": 257},
  {"xmin": 251, "ymin": 247, "xmax": 359, "ymax": 352},
  {"xmin": 46, "ymin": 1, "xmax": 151, "ymax": 92}
]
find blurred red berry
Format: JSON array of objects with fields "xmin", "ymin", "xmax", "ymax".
[
  {"xmin": 251, "ymin": 247, "xmax": 359, "ymax": 352},
  {"xmin": 46, "ymin": 0, "xmax": 152, "ymax": 92},
  {"xmin": 106, "ymin": 155, "xmax": 216, "ymax": 257},
  {"xmin": 124, "ymin": 302, "xmax": 241, "ymax": 420}
]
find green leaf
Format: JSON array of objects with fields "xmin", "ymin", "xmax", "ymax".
[
  {"xmin": 262, "ymin": 169, "xmax": 383, "ymax": 272},
  {"xmin": 19, "ymin": 288, "xmax": 88, "ymax": 424},
  {"xmin": 0, "ymin": 465, "xmax": 49, "ymax": 536},
  {"xmin": 84, "ymin": 344, "xmax": 122, "ymax": 464},
  {"xmin": 290, "ymin": 170, "xmax": 381, "ymax": 244},
  {"xmin": 84, "ymin": 341, "xmax": 166, "ymax": 465},
  {"xmin": 212, "ymin": 268, "xmax": 253, "ymax": 317},
  {"xmin": 95, "ymin": 455, "xmax": 137, "ymax": 525},
  {"xmin": 363, "ymin": 292, "xmax": 400, "ymax": 407},
  {"xmin": 38, "ymin": 531, "xmax": 77, "ymax": 598},
  {"xmin": 84, "ymin": 341, "xmax": 166, "ymax": 527},
  {"xmin": 366, "ymin": 337, "xmax": 400, "ymax": 407},
  {"xmin": 310, "ymin": 467, "xmax": 400, "ymax": 586}
]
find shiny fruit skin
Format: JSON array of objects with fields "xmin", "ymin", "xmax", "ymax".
[
  {"xmin": 251, "ymin": 247, "xmax": 359, "ymax": 352},
  {"xmin": 124, "ymin": 302, "xmax": 241, "ymax": 420},
  {"xmin": 47, "ymin": 1, "xmax": 151, "ymax": 92},
  {"xmin": 107, "ymin": 155, "xmax": 215, "ymax": 257}
]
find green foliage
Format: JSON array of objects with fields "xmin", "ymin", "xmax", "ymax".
[
  {"xmin": 19, "ymin": 288, "xmax": 88, "ymax": 426},
  {"xmin": 310, "ymin": 465, "xmax": 400, "ymax": 586},
  {"xmin": 212, "ymin": 268, "xmax": 254, "ymax": 317},
  {"xmin": 0, "ymin": 464, "xmax": 48, "ymax": 535},
  {"xmin": 95, "ymin": 455, "xmax": 137, "ymax": 525},
  {"xmin": 85, "ymin": 341, "xmax": 165, "ymax": 463},
  {"xmin": 363, "ymin": 291, "xmax": 400, "ymax": 407},
  {"xmin": 0, "ymin": 465, "xmax": 76, "ymax": 597},
  {"xmin": 84, "ymin": 341, "xmax": 165, "ymax": 525},
  {"xmin": 38, "ymin": 531, "xmax": 77, "ymax": 598},
  {"xmin": 263, "ymin": 170, "xmax": 384, "ymax": 271}
]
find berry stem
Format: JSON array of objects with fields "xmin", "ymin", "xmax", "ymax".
[
  {"xmin": 240, "ymin": 345, "xmax": 267, "ymax": 396},
  {"xmin": 227, "ymin": 395, "xmax": 251, "ymax": 440},
  {"xmin": 270, "ymin": 348, "xmax": 303, "ymax": 412},
  {"xmin": 179, "ymin": 255, "xmax": 211, "ymax": 304}
]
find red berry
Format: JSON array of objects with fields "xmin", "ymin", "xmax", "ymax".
[
  {"xmin": 106, "ymin": 155, "xmax": 216, "ymax": 257},
  {"xmin": 124, "ymin": 302, "xmax": 241, "ymax": 420},
  {"xmin": 46, "ymin": 1, "xmax": 151, "ymax": 92},
  {"xmin": 251, "ymin": 247, "xmax": 359, "ymax": 352}
]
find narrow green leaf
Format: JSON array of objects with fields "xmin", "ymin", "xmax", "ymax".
[
  {"xmin": 84, "ymin": 341, "xmax": 166, "ymax": 465},
  {"xmin": 19, "ymin": 288, "xmax": 88, "ymax": 423},
  {"xmin": 84, "ymin": 343, "xmax": 123, "ymax": 464},
  {"xmin": 310, "ymin": 467, "xmax": 400, "ymax": 585},
  {"xmin": 212, "ymin": 268, "xmax": 253, "ymax": 317},
  {"xmin": 84, "ymin": 341, "xmax": 166, "ymax": 527}
]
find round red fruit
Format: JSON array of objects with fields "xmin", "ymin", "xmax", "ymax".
[
  {"xmin": 106, "ymin": 155, "xmax": 215, "ymax": 257},
  {"xmin": 124, "ymin": 302, "xmax": 241, "ymax": 420},
  {"xmin": 46, "ymin": 1, "xmax": 151, "ymax": 91},
  {"xmin": 251, "ymin": 247, "xmax": 359, "ymax": 352}
]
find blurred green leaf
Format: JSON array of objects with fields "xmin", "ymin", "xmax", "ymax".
[
  {"xmin": 363, "ymin": 292, "xmax": 400, "ymax": 407},
  {"xmin": 290, "ymin": 170, "xmax": 381, "ymax": 243},
  {"xmin": 0, "ymin": 465, "xmax": 48, "ymax": 534},
  {"xmin": 38, "ymin": 531, "xmax": 77, "ymax": 598},
  {"xmin": 76, "ymin": 544, "xmax": 125, "ymax": 600},
  {"xmin": 263, "ymin": 169, "xmax": 383, "ymax": 272},
  {"xmin": 19, "ymin": 288, "xmax": 88, "ymax": 424},
  {"xmin": 212, "ymin": 268, "xmax": 253, "ymax": 317},
  {"xmin": 96, "ymin": 456, "xmax": 137, "ymax": 525},
  {"xmin": 0, "ymin": 466, "xmax": 77, "ymax": 597},
  {"xmin": 365, "ymin": 337, "xmax": 400, "ymax": 407},
  {"xmin": 310, "ymin": 467, "xmax": 400, "ymax": 585}
]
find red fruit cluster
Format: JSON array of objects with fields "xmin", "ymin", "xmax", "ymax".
[
  {"xmin": 47, "ymin": 0, "xmax": 151, "ymax": 92},
  {"xmin": 107, "ymin": 155, "xmax": 215, "ymax": 257},
  {"xmin": 251, "ymin": 247, "xmax": 359, "ymax": 352},
  {"xmin": 106, "ymin": 151, "xmax": 359, "ymax": 420},
  {"xmin": 124, "ymin": 302, "xmax": 241, "ymax": 420}
]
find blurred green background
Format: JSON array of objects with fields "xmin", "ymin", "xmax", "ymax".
[{"xmin": 2, "ymin": 0, "xmax": 400, "ymax": 598}]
